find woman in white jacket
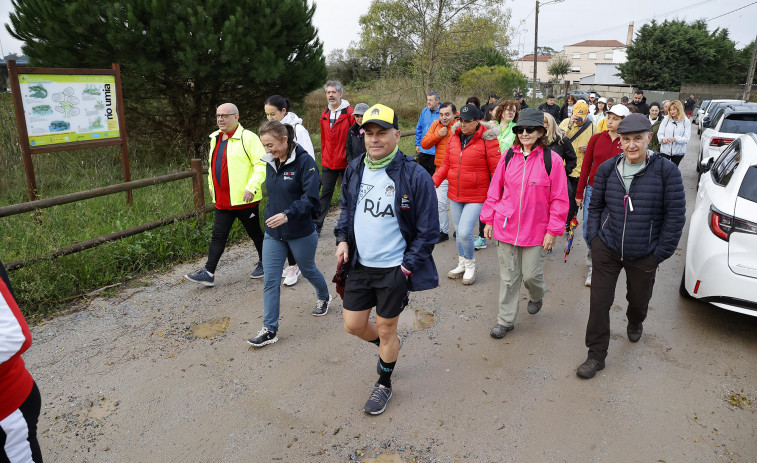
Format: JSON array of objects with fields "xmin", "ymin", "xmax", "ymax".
[
  {"xmin": 657, "ymin": 99, "xmax": 691, "ymax": 167},
  {"xmin": 263, "ymin": 95, "xmax": 315, "ymax": 285},
  {"xmin": 264, "ymin": 95, "xmax": 315, "ymax": 159}
]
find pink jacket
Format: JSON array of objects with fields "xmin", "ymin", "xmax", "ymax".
[{"xmin": 480, "ymin": 145, "xmax": 569, "ymax": 247}]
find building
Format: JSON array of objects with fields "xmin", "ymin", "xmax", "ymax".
[
  {"xmin": 514, "ymin": 54, "xmax": 552, "ymax": 84},
  {"xmin": 549, "ymin": 40, "xmax": 627, "ymax": 84}
]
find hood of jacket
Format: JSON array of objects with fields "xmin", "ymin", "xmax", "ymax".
[
  {"xmin": 329, "ymin": 99, "xmax": 351, "ymax": 112},
  {"xmin": 281, "ymin": 112, "xmax": 303, "ymax": 126}
]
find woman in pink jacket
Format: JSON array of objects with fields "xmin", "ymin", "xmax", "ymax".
[{"xmin": 481, "ymin": 108, "xmax": 569, "ymax": 339}]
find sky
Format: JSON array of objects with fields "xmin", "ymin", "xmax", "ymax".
[{"xmin": 1, "ymin": 0, "xmax": 756, "ymax": 59}]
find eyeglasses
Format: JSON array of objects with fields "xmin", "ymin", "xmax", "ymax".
[
  {"xmin": 216, "ymin": 113, "xmax": 237, "ymax": 120},
  {"xmin": 512, "ymin": 126, "xmax": 540, "ymax": 135}
]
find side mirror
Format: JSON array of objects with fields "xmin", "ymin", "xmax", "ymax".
[
  {"xmin": 703, "ymin": 117, "xmax": 711, "ymax": 128},
  {"xmin": 701, "ymin": 157, "xmax": 715, "ymax": 173}
]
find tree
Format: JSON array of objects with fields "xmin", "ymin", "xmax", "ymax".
[
  {"xmin": 459, "ymin": 65, "xmax": 527, "ymax": 99},
  {"xmin": 442, "ymin": 46, "xmax": 508, "ymax": 83},
  {"xmin": 548, "ymin": 55, "xmax": 572, "ymax": 83},
  {"xmin": 537, "ymin": 46, "xmax": 556, "ymax": 56},
  {"xmin": 357, "ymin": 0, "xmax": 510, "ymax": 90},
  {"xmin": 618, "ymin": 19, "xmax": 740, "ymax": 91},
  {"xmin": 7, "ymin": 0, "xmax": 326, "ymax": 156}
]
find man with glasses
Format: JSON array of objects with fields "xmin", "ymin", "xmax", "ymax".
[{"xmin": 185, "ymin": 103, "xmax": 267, "ymax": 286}]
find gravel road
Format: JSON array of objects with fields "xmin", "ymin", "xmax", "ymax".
[{"xmin": 24, "ymin": 134, "xmax": 756, "ymax": 462}]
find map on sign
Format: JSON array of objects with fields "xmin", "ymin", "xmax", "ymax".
[{"xmin": 17, "ymin": 73, "xmax": 120, "ymax": 147}]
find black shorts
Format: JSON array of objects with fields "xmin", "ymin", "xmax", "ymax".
[{"xmin": 343, "ymin": 263, "xmax": 409, "ymax": 319}]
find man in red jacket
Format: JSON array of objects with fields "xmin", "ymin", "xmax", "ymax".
[
  {"xmin": 0, "ymin": 260, "xmax": 43, "ymax": 462},
  {"xmin": 315, "ymin": 80, "xmax": 355, "ymax": 234}
]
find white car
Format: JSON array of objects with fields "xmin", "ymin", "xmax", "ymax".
[
  {"xmin": 698, "ymin": 99, "xmax": 742, "ymax": 134},
  {"xmin": 681, "ymin": 133, "xmax": 757, "ymax": 316},
  {"xmin": 699, "ymin": 104, "xmax": 757, "ymax": 171},
  {"xmin": 527, "ymin": 88, "xmax": 543, "ymax": 99}
]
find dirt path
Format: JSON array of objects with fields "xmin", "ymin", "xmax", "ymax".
[{"xmin": 25, "ymin": 138, "xmax": 756, "ymax": 462}]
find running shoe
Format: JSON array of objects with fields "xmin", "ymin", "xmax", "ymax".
[
  {"xmin": 184, "ymin": 269, "xmax": 214, "ymax": 287},
  {"xmin": 283, "ymin": 265, "xmax": 301, "ymax": 286},
  {"xmin": 247, "ymin": 327, "xmax": 278, "ymax": 347},
  {"xmin": 364, "ymin": 383, "xmax": 392, "ymax": 415},
  {"xmin": 313, "ymin": 294, "xmax": 332, "ymax": 316},
  {"xmin": 474, "ymin": 236, "xmax": 487, "ymax": 250},
  {"xmin": 250, "ymin": 261, "xmax": 264, "ymax": 279}
]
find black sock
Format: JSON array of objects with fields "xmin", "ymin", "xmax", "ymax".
[
  {"xmin": 369, "ymin": 337, "xmax": 380, "ymax": 346},
  {"xmin": 377, "ymin": 358, "xmax": 396, "ymax": 388}
]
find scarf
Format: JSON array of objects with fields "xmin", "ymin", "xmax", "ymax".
[{"xmin": 364, "ymin": 145, "xmax": 398, "ymax": 171}]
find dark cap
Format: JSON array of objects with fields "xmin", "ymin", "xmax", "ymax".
[
  {"xmin": 515, "ymin": 93, "xmax": 524, "ymax": 99},
  {"xmin": 617, "ymin": 113, "xmax": 651, "ymax": 134},
  {"xmin": 513, "ymin": 108, "xmax": 545, "ymax": 128},
  {"xmin": 489, "ymin": 92, "xmax": 499, "ymax": 99},
  {"xmin": 459, "ymin": 104, "xmax": 483, "ymax": 121},
  {"xmin": 362, "ymin": 104, "xmax": 399, "ymax": 129}
]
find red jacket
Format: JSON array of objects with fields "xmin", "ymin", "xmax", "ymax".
[
  {"xmin": 0, "ymin": 271, "xmax": 33, "ymax": 421},
  {"xmin": 575, "ymin": 130, "xmax": 623, "ymax": 199},
  {"xmin": 319, "ymin": 101, "xmax": 355, "ymax": 170},
  {"xmin": 433, "ymin": 121, "xmax": 501, "ymax": 203}
]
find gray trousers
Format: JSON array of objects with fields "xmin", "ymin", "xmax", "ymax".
[{"xmin": 496, "ymin": 242, "xmax": 547, "ymax": 327}]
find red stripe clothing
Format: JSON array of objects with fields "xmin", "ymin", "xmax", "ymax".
[
  {"xmin": 0, "ymin": 277, "xmax": 33, "ymax": 421},
  {"xmin": 576, "ymin": 131, "xmax": 623, "ymax": 199},
  {"xmin": 211, "ymin": 132, "xmax": 258, "ymax": 210}
]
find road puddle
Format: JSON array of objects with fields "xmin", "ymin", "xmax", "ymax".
[
  {"xmin": 362, "ymin": 454, "xmax": 405, "ymax": 462},
  {"xmin": 191, "ymin": 317, "xmax": 229, "ymax": 338},
  {"xmin": 398, "ymin": 309, "xmax": 434, "ymax": 331}
]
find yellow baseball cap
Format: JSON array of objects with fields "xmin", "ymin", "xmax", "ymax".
[
  {"xmin": 573, "ymin": 100, "xmax": 589, "ymax": 117},
  {"xmin": 362, "ymin": 104, "xmax": 399, "ymax": 130}
]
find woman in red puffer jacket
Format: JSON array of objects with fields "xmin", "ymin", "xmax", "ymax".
[{"xmin": 432, "ymin": 104, "xmax": 501, "ymax": 285}]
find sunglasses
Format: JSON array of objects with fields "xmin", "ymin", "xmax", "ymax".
[{"xmin": 512, "ymin": 126, "xmax": 540, "ymax": 135}]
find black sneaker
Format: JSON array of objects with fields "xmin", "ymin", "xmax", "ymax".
[
  {"xmin": 185, "ymin": 269, "xmax": 214, "ymax": 287},
  {"xmin": 627, "ymin": 322, "xmax": 643, "ymax": 343},
  {"xmin": 576, "ymin": 358, "xmax": 605, "ymax": 379},
  {"xmin": 490, "ymin": 324, "xmax": 514, "ymax": 339},
  {"xmin": 364, "ymin": 383, "xmax": 392, "ymax": 415},
  {"xmin": 247, "ymin": 327, "xmax": 278, "ymax": 347},
  {"xmin": 438, "ymin": 232, "xmax": 449, "ymax": 243},
  {"xmin": 312, "ymin": 295, "xmax": 332, "ymax": 317},
  {"xmin": 527, "ymin": 299, "xmax": 542, "ymax": 314},
  {"xmin": 249, "ymin": 261, "xmax": 264, "ymax": 279}
]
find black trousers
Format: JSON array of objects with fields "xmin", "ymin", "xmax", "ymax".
[
  {"xmin": 417, "ymin": 153, "xmax": 436, "ymax": 177},
  {"xmin": 585, "ymin": 238, "xmax": 658, "ymax": 361},
  {"xmin": 315, "ymin": 166, "xmax": 344, "ymax": 233},
  {"xmin": 659, "ymin": 153, "xmax": 683, "ymax": 166},
  {"xmin": 206, "ymin": 205, "xmax": 264, "ymax": 273},
  {"xmin": 0, "ymin": 381, "xmax": 43, "ymax": 463},
  {"xmin": 566, "ymin": 176, "xmax": 579, "ymax": 228}
]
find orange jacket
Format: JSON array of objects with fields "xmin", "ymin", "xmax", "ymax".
[{"xmin": 421, "ymin": 119, "xmax": 454, "ymax": 170}]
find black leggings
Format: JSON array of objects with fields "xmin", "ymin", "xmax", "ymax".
[
  {"xmin": 0, "ymin": 381, "xmax": 43, "ymax": 463},
  {"xmin": 206, "ymin": 205, "xmax": 264, "ymax": 273},
  {"xmin": 659, "ymin": 153, "xmax": 683, "ymax": 166},
  {"xmin": 566, "ymin": 176, "xmax": 579, "ymax": 228}
]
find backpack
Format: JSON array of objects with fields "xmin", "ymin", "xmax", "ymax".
[{"xmin": 503, "ymin": 147, "xmax": 552, "ymax": 176}]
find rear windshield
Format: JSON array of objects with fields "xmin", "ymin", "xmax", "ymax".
[
  {"xmin": 738, "ymin": 165, "xmax": 757, "ymax": 202},
  {"xmin": 721, "ymin": 114, "xmax": 757, "ymax": 134}
]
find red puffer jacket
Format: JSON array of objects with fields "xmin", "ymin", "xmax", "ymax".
[{"xmin": 432, "ymin": 121, "xmax": 501, "ymax": 203}]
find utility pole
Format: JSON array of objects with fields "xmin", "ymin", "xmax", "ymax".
[
  {"xmin": 532, "ymin": 0, "xmax": 564, "ymax": 97},
  {"xmin": 744, "ymin": 33, "xmax": 757, "ymax": 102}
]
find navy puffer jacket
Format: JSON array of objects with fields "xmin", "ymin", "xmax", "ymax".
[{"xmin": 586, "ymin": 152, "xmax": 686, "ymax": 262}]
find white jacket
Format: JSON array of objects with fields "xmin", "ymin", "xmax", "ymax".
[
  {"xmin": 657, "ymin": 116, "xmax": 691, "ymax": 156},
  {"xmin": 281, "ymin": 112, "xmax": 315, "ymax": 159}
]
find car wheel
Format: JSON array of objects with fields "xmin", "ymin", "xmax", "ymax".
[{"xmin": 679, "ymin": 268, "xmax": 693, "ymax": 299}]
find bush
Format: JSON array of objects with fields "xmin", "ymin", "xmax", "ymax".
[{"xmin": 459, "ymin": 66, "xmax": 528, "ymax": 101}]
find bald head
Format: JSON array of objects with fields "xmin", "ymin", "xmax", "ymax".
[{"xmin": 216, "ymin": 103, "xmax": 240, "ymax": 132}]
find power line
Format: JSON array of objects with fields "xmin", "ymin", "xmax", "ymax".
[{"xmin": 705, "ymin": 1, "xmax": 757, "ymax": 22}]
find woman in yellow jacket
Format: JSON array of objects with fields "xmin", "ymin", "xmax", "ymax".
[{"xmin": 185, "ymin": 103, "xmax": 267, "ymax": 286}]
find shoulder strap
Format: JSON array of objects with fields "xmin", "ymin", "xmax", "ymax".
[
  {"xmin": 505, "ymin": 147, "xmax": 515, "ymax": 169},
  {"xmin": 506, "ymin": 146, "xmax": 552, "ymax": 176},
  {"xmin": 569, "ymin": 121, "xmax": 591, "ymax": 143}
]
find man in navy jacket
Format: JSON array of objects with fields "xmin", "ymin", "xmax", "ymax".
[
  {"xmin": 336, "ymin": 104, "xmax": 439, "ymax": 415},
  {"xmin": 577, "ymin": 114, "xmax": 686, "ymax": 379}
]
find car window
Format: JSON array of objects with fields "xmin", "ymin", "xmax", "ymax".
[
  {"xmin": 711, "ymin": 108, "xmax": 727, "ymax": 127},
  {"xmin": 721, "ymin": 114, "xmax": 757, "ymax": 134},
  {"xmin": 712, "ymin": 140, "xmax": 741, "ymax": 187},
  {"xmin": 738, "ymin": 166, "xmax": 757, "ymax": 202}
]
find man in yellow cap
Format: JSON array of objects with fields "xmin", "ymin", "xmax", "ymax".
[
  {"xmin": 335, "ymin": 104, "xmax": 439, "ymax": 415},
  {"xmin": 559, "ymin": 100, "xmax": 598, "ymax": 232}
]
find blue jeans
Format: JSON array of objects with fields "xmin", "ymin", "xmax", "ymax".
[
  {"xmin": 262, "ymin": 231, "xmax": 329, "ymax": 331},
  {"xmin": 582, "ymin": 185, "xmax": 593, "ymax": 248},
  {"xmin": 449, "ymin": 200, "xmax": 483, "ymax": 259}
]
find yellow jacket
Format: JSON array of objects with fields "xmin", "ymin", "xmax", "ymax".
[
  {"xmin": 559, "ymin": 119, "xmax": 599, "ymax": 177},
  {"xmin": 207, "ymin": 123, "xmax": 267, "ymax": 206}
]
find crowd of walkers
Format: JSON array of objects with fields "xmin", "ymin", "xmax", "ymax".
[
  {"xmin": 2, "ymin": 82, "xmax": 696, "ymax": 463},
  {"xmin": 177, "ymin": 82, "xmax": 691, "ymax": 415}
]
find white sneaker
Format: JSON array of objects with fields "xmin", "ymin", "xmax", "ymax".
[
  {"xmin": 283, "ymin": 265, "xmax": 301, "ymax": 286},
  {"xmin": 585, "ymin": 268, "xmax": 592, "ymax": 287},
  {"xmin": 462, "ymin": 258, "xmax": 476, "ymax": 285}
]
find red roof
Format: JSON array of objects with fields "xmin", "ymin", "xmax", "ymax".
[
  {"xmin": 517, "ymin": 54, "xmax": 552, "ymax": 62},
  {"xmin": 567, "ymin": 40, "xmax": 625, "ymax": 48}
]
